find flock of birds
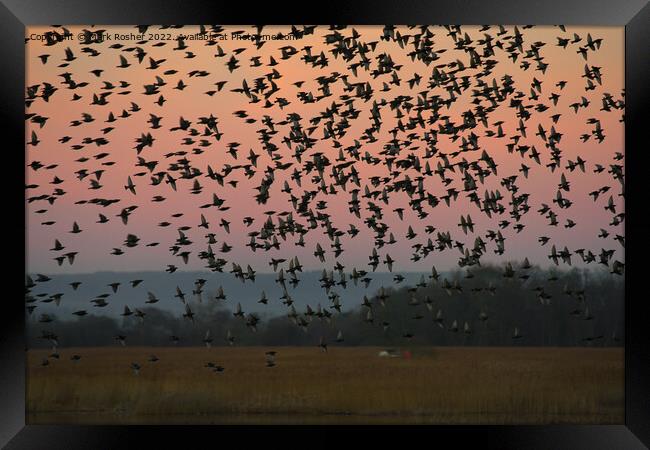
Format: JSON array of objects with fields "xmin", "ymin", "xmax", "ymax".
[{"xmin": 26, "ymin": 25, "xmax": 624, "ymax": 375}]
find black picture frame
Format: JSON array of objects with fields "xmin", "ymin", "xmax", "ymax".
[{"xmin": 3, "ymin": 1, "xmax": 649, "ymax": 448}]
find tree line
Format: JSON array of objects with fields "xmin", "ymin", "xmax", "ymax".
[{"xmin": 27, "ymin": 264, "xmax": 624, "ymax": 348}]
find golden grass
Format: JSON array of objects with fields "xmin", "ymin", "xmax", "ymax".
[{"xmin": 26, "ymin": 346, "xmax": 623, "ymax": 424}]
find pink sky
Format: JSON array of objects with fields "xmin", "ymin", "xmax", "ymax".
[{"xmin": 25, "ymin": 25, "xmax": 624, "ymax": 274}]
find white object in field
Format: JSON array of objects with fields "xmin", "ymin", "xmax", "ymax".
[{"xmin": 378, "ymin": 349, "xmax": 401, "ymax": 358}]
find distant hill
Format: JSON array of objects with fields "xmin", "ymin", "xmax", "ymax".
[{"xmin": 26, "ymin": 270, "xmax": 429, "ymax": 318}]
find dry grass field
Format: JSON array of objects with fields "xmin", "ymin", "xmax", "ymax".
[{"xmin": 26, "ymin": 346, "xmax": 623, "ymax": 424}]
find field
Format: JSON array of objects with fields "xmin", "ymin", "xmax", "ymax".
[{"xmin": 26, "ymin": 346, "xmax": 623, "ymax": 424}]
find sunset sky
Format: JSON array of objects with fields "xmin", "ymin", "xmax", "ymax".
[{"xmin": 25, "ymin": 25, "xmax": 624, "ymax": 274}]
